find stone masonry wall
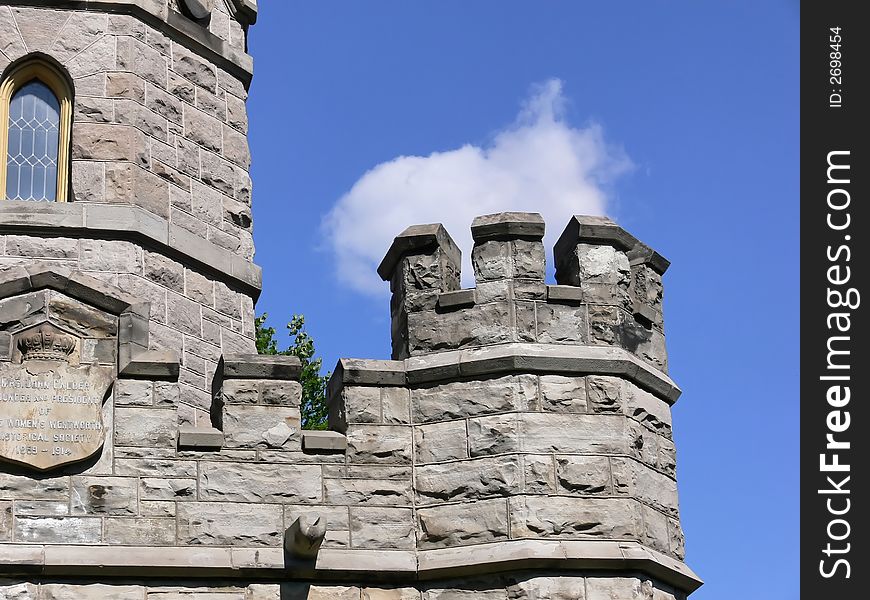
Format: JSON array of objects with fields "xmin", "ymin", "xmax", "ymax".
[
  {"xmin": 0, "ymin": 4, "xmax": 255, "ymax": 260},
  {"xmin": 0, "ymin": 214, "xmax": 699, "ymax": 598},
  {"xmin": 0, "ymin": 3, "xmax": 259, "ymax": 427}
]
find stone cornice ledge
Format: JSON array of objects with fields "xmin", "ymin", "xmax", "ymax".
[
  {"xmin": 332, "ymin": 343, "xmax": 681, "ymax": 404},
  {"xmin": 0, "ymin": 202, "xmax": 262, "ymax": 298},
  {"xmin": 8, "ymin": 0, "xmax": 254, "ymax": 86},
  {"xmin": 0, "ymin": 541, "xmax": 701, "ymax": 593}
]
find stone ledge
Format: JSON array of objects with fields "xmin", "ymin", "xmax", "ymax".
[
  {"xmin": 302, "ymin": 430, "xmax": 347, "ymax": 452},
  {"xmin": 119, "ymin": 349, "xmax": 180, "ymax": 380},
  {"xmin": 8, "ymin": 0, "xmax": 254, "ymax": 86},
  {"xmin": 0, "ymin": 541, "xmax": 700, "ymax": 593},
  {"xmin": 178, "ymin": 425, "xmax": 224, "ymax": 449},
  {"xmin": 328, "ymin": 343, "xmax": 681, "ymax": 405},
  {"xmin": 437, "ymin": 289, "xmax": 475, "ymax": 310},
  {"xmin": 546, "ymin": 284, "xmax": 583, "ymax": 305},
  {"xmin": 222, "ymin": 353, "xmax": 302, "ymax": 380},
  {"xmin": 0, "ymin": 202, "xmax": 262, "ymax": 297}
]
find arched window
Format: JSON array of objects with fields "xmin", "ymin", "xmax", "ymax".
[{"xmin": 0, "ymin": 58, "xmax": 72, "ymax": 202}]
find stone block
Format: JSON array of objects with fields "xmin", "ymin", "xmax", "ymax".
[
  {"xmin": 103, "ymin": 517, "xmax": 176, "ymax": 545},
  {"xmin": 199, "ymin": 461, "xmax": 321, "ymax": 503},
  {"xmin": 467, "ymin": 414, "xmax": 518, "ymax": 456},
  {"xmin": 350, "ymin": 507, "xmax": 415, "ymax": 549},
  {"xmin": 14, "ymin": 516, "xmax": 102, "ymax": 544},
  {"xmin": 586, "ymin": 375, "xmax": 625, "ymax": 414},
  {"xmin": 324, "ymin": 477, "xmax": 412, "ymax": 506},
  {"xmin": 39, "ymin": 584, "xmax": 144, "ymax": 600},
  {"xmin": 507, "ymin": 577, "xmax": 587, "ymax": 600},
  {"xmin": 173, "ymin": 41, "xmax": 218, "ymax": 91},
  {"xmin": 107, "ymin": 72, "xmax": 146, "ymax": 102},
  {"xmin": 585, "ymin": 578, "xmax": 649, "ymax": 600},
  {"xmin": 71, "ymin": 123, "xmax": 147, "ymax": 165},
  {"xmin": 415, "ymin": 456, "xmax": 520, "ymax": 504},
  {"xmin": 534, "ymin": 303, "xmax": 586, "ymax": 344},
  {"xmin": 114, "ymin": 407, "xmax": 177, "ymax": 447},
  {"xmin": 414, "ymin": 421, "xmax": 467, "ymax": 464},
  {"xmin": 70, "ymin": 476, "xmax": 137, "ymax": 515},
  {"xmin": 346, "ymin": 425, "xmax": 412, "ymax": 465},
  {"xmin": 556, "ymin": 456, "xmax": 612, "ymax": 495},
  {"xmin": 540, "ymin": 375, "xmax": 587, "ymax": 413},
  {"xmin": 177, "ymin": 502, "xmax": 283, "ymax": 546},
  {"xmin": 611, "ymin": 458, "xmax": 679, "ymax": 517},
  {"xmin": 118, "ymin": 36, "xmax": 167, "ymax": 86},
  {"xmin": 382, "ymin": 387, "xmax": 411, "ymax": 424},
  {"xmin": 113, "ymin": 379, "xmax": 153, "ymax": 406},
  {"xmin": 144, "ymin": 251, "xmax": 184, "ymax": 293},
  {"xmin": 407, "ymin": 302, "xmax": 511, "ymax": 354},
  {"xmin": 522, "ymin": 454, "xmax": 556, "ymax": 494},
  {"xmin": 519, "ymin": 413, "xmax": 629, "ymax": 454},
  {"xmin": 509, "ymin": 496, "xmax": 640, "ymax": 540},
  {"xmin": 222, "ymin": 405, "xmax": 301, "ymax": 450},
  {"xmin": 139, "ymin": 477, "xmax": 196, "ymax": 501},
  {"xmin": 416, "ymin": 499, "xmax": 509, "ymax": 548},
  {"xmin": 412, "ymin": 375, "xmax": 538, "ymax": 422},
  {"xmin": 342, "ymin": 385, "xmax": 381, "ymax": 424}
]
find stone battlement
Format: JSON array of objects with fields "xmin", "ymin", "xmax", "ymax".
[{"xmin": 380, "ymin": 212, "xmax": 669, "ymax": 373}]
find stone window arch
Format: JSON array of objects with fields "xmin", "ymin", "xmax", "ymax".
[{"xmin": 0, "ymin": 56, "xmax": 73, "ymax": 202}]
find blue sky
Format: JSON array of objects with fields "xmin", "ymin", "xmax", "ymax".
[{"xmin": 248, "ymin": 2, "xmax": 799, "ymax": 598}]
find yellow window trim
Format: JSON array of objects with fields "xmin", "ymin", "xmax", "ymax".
[{"xmin": 0, "ymin": 58, "xmax": 73, "ymax": 202}]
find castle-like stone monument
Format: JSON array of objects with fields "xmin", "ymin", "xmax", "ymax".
[{"xmin": 0, "ymin": 1, "xmax": 701, "ymax": 598}]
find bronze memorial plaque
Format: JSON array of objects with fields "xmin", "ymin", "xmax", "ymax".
[{"xmin": 0, "ymin": 324, "xmax": 113, "ymax": 471}]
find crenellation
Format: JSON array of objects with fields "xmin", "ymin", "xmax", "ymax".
[{"xmin": 0, "ymin": 2, "xmax": 698, "ymax": 595}]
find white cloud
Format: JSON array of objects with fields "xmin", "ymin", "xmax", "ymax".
[{"xmin": 322, "ymin": 79, "xmax": 633, "ymax": 296}]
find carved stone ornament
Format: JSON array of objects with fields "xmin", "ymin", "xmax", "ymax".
[
  {"xmin": 183, "ymin": 0, "xmax": 215, "ymax": 20},
  {"xmin": 0, "ymin": 324, "xmax": 114, "ymax": 471}
]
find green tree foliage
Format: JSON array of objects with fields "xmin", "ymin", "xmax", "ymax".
[{"xmin": 255, "ymin": 314, "xmax": 329, "ymax": 430}]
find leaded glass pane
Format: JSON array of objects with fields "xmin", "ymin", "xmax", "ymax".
[{"xmin": 6, "ymin": 80, "xmax": 60, "ymax": 201}]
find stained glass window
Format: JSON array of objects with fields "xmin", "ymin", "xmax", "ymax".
[{"xmin": 5, "ymin": 80, "xmax": 60, "ymax": 202}]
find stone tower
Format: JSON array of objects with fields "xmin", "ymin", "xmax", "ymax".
[{"xmin": 0, "ymin": 2, "xmax": 701, "ymax": 599}]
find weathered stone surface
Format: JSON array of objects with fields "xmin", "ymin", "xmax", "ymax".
[
  {"xmin": 177, "ymin": 502, "xmax": 283, "ymax": 546},
  {"xmin": 415, "ymin": 456, "xmax": 520, "ymax": 503},
  {"xmin": 467, "ymin": 414, "xmax": 518, "ymax": 456},
  {"xmin": 343, "ymin": 386, "xmax": 381, "ymax": 424},
  {"xmin": 509, "ymin": 496, "xmax": 640, "ymax": 540},
  {"xmin": 417, "ymin": 499, "xmax": 509, "ymax": 548},
  {"xmin": 324, "ymin": 477, "xmax": 412, "ymax": 506},
  {"xmin": 71, "ymin": 476, "xmax": 137, "ymax": 515},
  {"xmin": 540, "ymin": 375, "xmax": 587, "ymax": 413},
  {"xmin": 407, "ymin": 302, "xmax": 511, "ymax": 354},
  {"xmin": 113, "ymin": 379, "xmax": 153, "ymax": 406},
  {"xmin": 522, "ymin": 454, "xmax": 555, "ymax": 494},
  {"xmin": 114, "ymin": 407, "xmax": 176, "ymax": 447},
  {"xmin": 412, "ymin": 375, "xmax": 537, "ymax": 422},
  {"xmin": 139, "ymin": 477, "xmax": 196, "ymax": 501},
  {"xmin": 534, "ymin": 303, "xmax": 586, "ymax": 344},
  {"xmin": 222, "ymin": 405, "xmax": 300, "ymax": 449},
  {"xmin": 199, "ymin": 461, "xmax": 321, "ymax": 503},
  {"xmin": 611, "ymin": 458, "xmax": 679, "ymax": 517},
  {"xmin": 350, "ymin": 507, "xmax": 415, "ymax": 549},
  {"xmin": 118, "ymin": 36, "xmax": 166, "ymax": 86},
  {"xmin": 585, "ymin": 577, "xmax": 651, "ymax": 600},
  {"xmin": 556, "ymin": 456, "xmax": 612, "ymax": 495},
  {"xmin": 103, "ymin": 517, "xmax": 176, "ymax": 545},
  {"xmin": 173, "ymin": 42, "xmax": 217, "ymax": 91},
  {"xmin": 519, "ymin": 413, "xmax": 629, "ymax": 454},
  {"xmin": 362, "ymin": 588, "xmax": 422, "ymax": 600},
  {"xmin": 15, "ymin": 516, "xmax": 102, "ymax": 544},
  {"xmin": 39, "ymin": 583, "xmax": 144, "ymax": 600},
  {"xmin": 382, "ymin": 386, "xmax": 411, "ymax": 424},
  {"xmin": 586, "ymin": 375, "xmax": 625, "ymax": 414},
  {"xmin": 414, "ymin": 421, "xmax": 467, "ymax": 463},
  {"xmin": 507, "ymin": 576, "xmax": 587, "ymax": 600},
  {"xmin": 346, "ymin": 425, "xmax": 412, "ymax": 465}
]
